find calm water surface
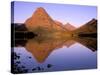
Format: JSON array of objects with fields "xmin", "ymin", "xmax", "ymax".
[{"xmin": 13, "ymin": 42, "xmax": 97, "ymax": 73}]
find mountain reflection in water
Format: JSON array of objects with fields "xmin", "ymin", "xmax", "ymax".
[{"xmin": 11, "ymin": 31, "xmax": 97, "ymax": 73}]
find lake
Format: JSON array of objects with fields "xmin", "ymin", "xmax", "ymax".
[{"xmin": 12, "ymin": 38, "xmax": 97, "ymax": 73}]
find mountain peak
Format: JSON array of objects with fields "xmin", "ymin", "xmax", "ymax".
[
  {"xmin": 90, "ymin": 18, "xmax": 97, "ymax": 23},
  {"xmin": 89, "ymin": 18, "xmax": 97, "ymax": 23},
  {"xmin": 74, "ymin": 18, "xmax": 97, "ymax": 33},
  {"xmin": 91, "ymin": 18, "xmax": 96, "ymax": 21},
  {"xmin": 66, "ymin": 22, "xmax": 71, "ymax": 25},
  {"xmin": 25, "ymin": 7, "xmax": 54, "ymax": 31},
  {"xmin": 32, "ymin": 7, "xmax": 48, "ymax": 17},
  {"xmin": 64, "ymin": 23, "xmax": 76, "ymax": 31},
  {"xmin": 83, "ymin": 18, "xmax": 97, "ymax": 26},
  {"xmin": 36, "ymin": 7, "xmax": 45, "ymax": 11}
]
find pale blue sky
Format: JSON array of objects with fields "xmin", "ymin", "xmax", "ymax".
[{"xmin": 11, "ymin": 1, "xmax": 97, "ymax": 27}]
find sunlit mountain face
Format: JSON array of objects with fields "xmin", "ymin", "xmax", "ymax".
[{"xmin": 11, "ymin": 2, "xmax": 97, "ymax": 74}]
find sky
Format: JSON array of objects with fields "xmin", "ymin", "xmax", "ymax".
[{"xmin": 11, "ymin": 1, "xmax": 97, "ymax": 27}]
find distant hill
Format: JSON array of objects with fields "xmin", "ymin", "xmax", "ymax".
[
  {"xmin": 72, "ymin": 19, "xmax": 97, "ymax": 52},
  {"xmin": 64, "ymin": 23, "xmax": 76, "ymax": 31},
  {"xmin": 73, "ymin": 18, "xmax": 97, "ymax": 34},
  {"xmin": 54, "ymin": 20, "xmax": 69, "ymax": 31},
  {"xmin": 11, "ymin": 23, "xmax": 28, "ymax": 31}
]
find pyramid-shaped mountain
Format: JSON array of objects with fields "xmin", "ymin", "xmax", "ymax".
[
  {"xmin": 25, "ymin": 7, "xmax": 68, "ymax": 32},
  {"xmin": 25, "ymin": 7, "xmax": 54, "ymax": 30}
]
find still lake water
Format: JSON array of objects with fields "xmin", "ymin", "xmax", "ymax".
[{"xmin": 13, "ymin": 42, "xmax": 97, "ymax": 73}]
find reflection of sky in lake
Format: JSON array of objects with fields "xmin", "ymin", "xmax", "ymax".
[{"xmin": 13, "ymin": 43, "xmax": 97, "ymax": 72}]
